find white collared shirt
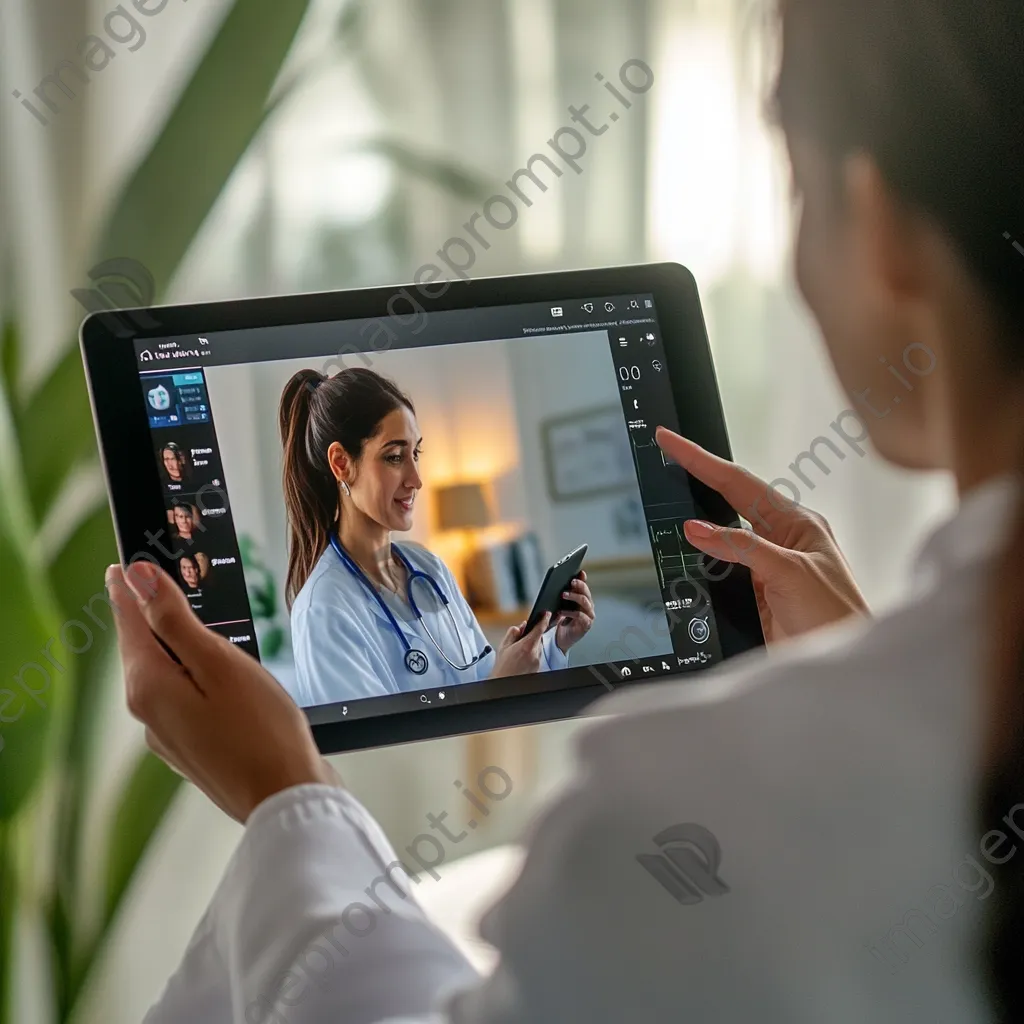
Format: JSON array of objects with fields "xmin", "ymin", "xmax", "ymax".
[{"xmin": 145, "ymin": 476, "xmax": 1021, "ymax": 1024}]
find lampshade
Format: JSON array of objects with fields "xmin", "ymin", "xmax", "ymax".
[{"xmin": 435, "ymin": 482, "xmax": 492, "ymax": 531}]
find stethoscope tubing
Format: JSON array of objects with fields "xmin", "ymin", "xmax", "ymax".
[{"xmin": 328, "ymin": 533, "xmax": 489, "ymax": 673}]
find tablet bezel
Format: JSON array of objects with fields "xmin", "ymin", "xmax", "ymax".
[{"xmin": 81, "ymin": 262, "xmax": 764, "ymax": 754}]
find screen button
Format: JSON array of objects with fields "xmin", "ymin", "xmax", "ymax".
[{"xmin": 688, "ymin": 618, "xmax": 710, "ymax": 644}]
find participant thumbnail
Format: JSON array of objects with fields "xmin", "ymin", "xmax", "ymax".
[{"xmin": 158, "ymin": 441, "xmax": 192, "ymax": 487}]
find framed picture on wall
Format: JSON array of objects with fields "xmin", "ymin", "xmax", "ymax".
[{"xmin": 540, "ymin": 405, "xmax": 637, "ymax": 501}]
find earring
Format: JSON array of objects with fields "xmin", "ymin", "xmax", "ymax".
[{"xmin": 340, "ymin": 481, "xmax": 351, "ymax": 497}]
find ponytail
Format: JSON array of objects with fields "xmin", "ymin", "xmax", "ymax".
[
  {"xmin": 279, "ymin": 370, "xmax": 339, "ymax": 608},
  {"xmin": 278, "ymin": 366, "xmax": 414, "ymax": 607}
]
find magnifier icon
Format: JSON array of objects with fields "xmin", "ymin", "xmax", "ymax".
[{"xmin": 420, "ymin": 694, "xmax": 430, "ymax": 704}]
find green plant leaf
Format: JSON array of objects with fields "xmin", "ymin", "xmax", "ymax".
[
  {"xmin": 47, "ymin": 499, "xmax": 118, "ymax": 750},
  {"xmin": 0, "ymin": 340, "xmax": 64, "ymax": 821},
  {"xmin": 47, "ymin": 502, "xmax": 118, "ymax": 996},
  {"xmin": 0, "ymin": 318, "xmax": 18, "ymax": 410},
  {"xmin": 102, "ymin": 751, "xmax": 183, "ymax": 929},
  {"xmin": 18, "ymin": 347, "xmax": 97, "ymax": 524},
  {"xmin": 62, "ymin": 750, "xmax": 182, "ymax": 1014},
  {"xmin": 0, "ymin": 522, "xmax": 62, "ymax": 820},
  {"xmin": 96, "ymin": 0, "xmax": 314, "ymax": 294},
  {"xmin": 0, "ymin": 820, "xmax": 16, "ymax": 1024}
]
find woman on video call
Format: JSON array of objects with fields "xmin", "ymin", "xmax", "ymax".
[
  {"xmin": 278, "ymin": 366, "xmax": 595, "ymax": 706},
  {"xmin": 105, "ymin": 0, "xmax": 1022, "ymax": 1020}
]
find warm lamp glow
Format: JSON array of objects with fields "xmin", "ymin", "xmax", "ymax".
[{"xmin": 434, "ymin": 482, "xmax": 493, "ymax": 532}]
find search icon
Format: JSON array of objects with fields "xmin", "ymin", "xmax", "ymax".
[{"xmin": 420, "ymin": 694, "xmax": 431, "ymax": 703}]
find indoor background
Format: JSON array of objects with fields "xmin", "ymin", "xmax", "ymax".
[{"xmin": 0, "ymin": 1, "xmax": 953, "ymax": 1021}]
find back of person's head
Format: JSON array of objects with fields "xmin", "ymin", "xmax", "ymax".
[
  {"xmin": 772, "ymin": 0, "xmax": 1023, "ymax": 1016},
  {"xmin": 278, "ymin": 366, "xmax": 413, "ymax": 606}
]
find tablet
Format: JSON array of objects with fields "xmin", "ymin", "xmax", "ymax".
[
  {"xmin": 523, "ymin": 544, "xmax": 589, "ymax": 635},
  {"xmin": 81, "ymin": 262, "xmax": 764, "ymax": 754}
]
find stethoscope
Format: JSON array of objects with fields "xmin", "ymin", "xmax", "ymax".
[{"xmin": 329, "ymin": 533, "xmax": 492, "ymax": 676}]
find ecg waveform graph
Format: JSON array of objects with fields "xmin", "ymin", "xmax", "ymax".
[
  {"xmin": 649, "ymin": 520, "xmax": 708, "ymax": 590},
  {"xmin": 630, "ymin": 430, "xmax": 668, "ymax": 468},
  {"xmin": 626, "ymin": 430, "xmax": 696, "ymax": 517}
]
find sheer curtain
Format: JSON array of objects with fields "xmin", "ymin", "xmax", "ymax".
[{"xmin": 3, "ymin": 1, "xmax": 954, "ymax": 1019}]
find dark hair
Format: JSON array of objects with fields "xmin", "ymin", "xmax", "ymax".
[
  {"xmin": 178, "ymin": 554, "xmax": 199, "ymax": 586},
  {"xmin": 771, "ymin": 1, "xmax": 1023, "ymax": 1017},
  {"xmin": 160, "ymin": 442, "xmax": 189, "ymax": 479},
  {"xmin": 278, "ymin": 367, "xmax": 414, "ymax": 607}
]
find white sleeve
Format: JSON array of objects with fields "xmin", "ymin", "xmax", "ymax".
[
  {"xmin": 292, "ymin": 600, "xmax": 399, "ymax": 704},
  {"xmin": 141, "ymin": 710, "xmax": 729, "ymax": 1024},
  {"xmin": 145, "ymin": 785, "xmax": 481, "ymax": 1024},
  {"xmin": 540, "ymin": 630, "xmax": 568, "ymax": 672}
]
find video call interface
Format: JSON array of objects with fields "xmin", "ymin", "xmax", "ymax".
[{"xmin": 135, "ymin": 295, "xmax": 725, "ymax": 721}]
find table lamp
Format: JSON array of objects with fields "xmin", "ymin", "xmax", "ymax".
[{"xmin": 434, "ymin": 481, "xmax": 493, "ymax": 535}]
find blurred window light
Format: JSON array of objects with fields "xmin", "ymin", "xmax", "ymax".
[
  {"xmin": 648, "ymin": 2, "xmax": 787, "ymax": 288},
  {"xmin": 507, "ymin": 0, "xmax": 563, "ymax": 260},
  {"xmin": 270, "ymin": 63, "xmax": 393, "ymax": 230}
]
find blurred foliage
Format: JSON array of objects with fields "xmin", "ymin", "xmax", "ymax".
[
  {"xmin": 0, "ymin": 1, "xmax": 316, "ymax": 1020},
  {"xmin": 0, "ymin": 1, "xmax": 491, "ymax": 1018},
  {"xmin": 238, "ymin": 535, "xmax": 285, "ymax": 659}
]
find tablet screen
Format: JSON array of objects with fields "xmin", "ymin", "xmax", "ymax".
[{"xmin": 132, "ymin": 294, "xmax": 726, "ymax": 722}]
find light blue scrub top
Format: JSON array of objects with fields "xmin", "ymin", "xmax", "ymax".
[{"xmin": 288, "ymin": 542, "xmax": 568, "ymax": 707}]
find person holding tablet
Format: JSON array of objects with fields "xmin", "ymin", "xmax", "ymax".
[
  {"xmin": 104, "ymin": 1, "xmax": 1023, "ymax": 1020},
  {"xmin": 278, "ymin": 366, "xmax": 595, "ymax": 706}
]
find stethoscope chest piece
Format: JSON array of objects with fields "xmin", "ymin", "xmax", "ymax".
[
  {"xmin": 329, "ymin": 533, "xmax": 491, "ymax": 674},
  {"xmin": 404, "ymin": 649, "xmax": 429, "ymax": 675}
]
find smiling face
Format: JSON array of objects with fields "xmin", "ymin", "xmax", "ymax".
[
  {"xmin": 180, "ymin": 557, "xmax": 199, "ymax": 589},
  {"xmin": 337, "ymin": 405, "xmax": 423, "ymax": 533},
  {"xmin": 173, "ymin": 504, "xmax": 193, "ymax": 538},
  {"xmin": 162, "ymin": 446, "xmax": 182, "ymax": 481}
]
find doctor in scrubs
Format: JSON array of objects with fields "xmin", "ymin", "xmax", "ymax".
[
  {"xmin": 106, "ymin": 2, "xmax": 1024, "ymax": 1020},
  {"xmin": 278, "ymin": 366, "xmax": 594, "ymax": 706}
]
